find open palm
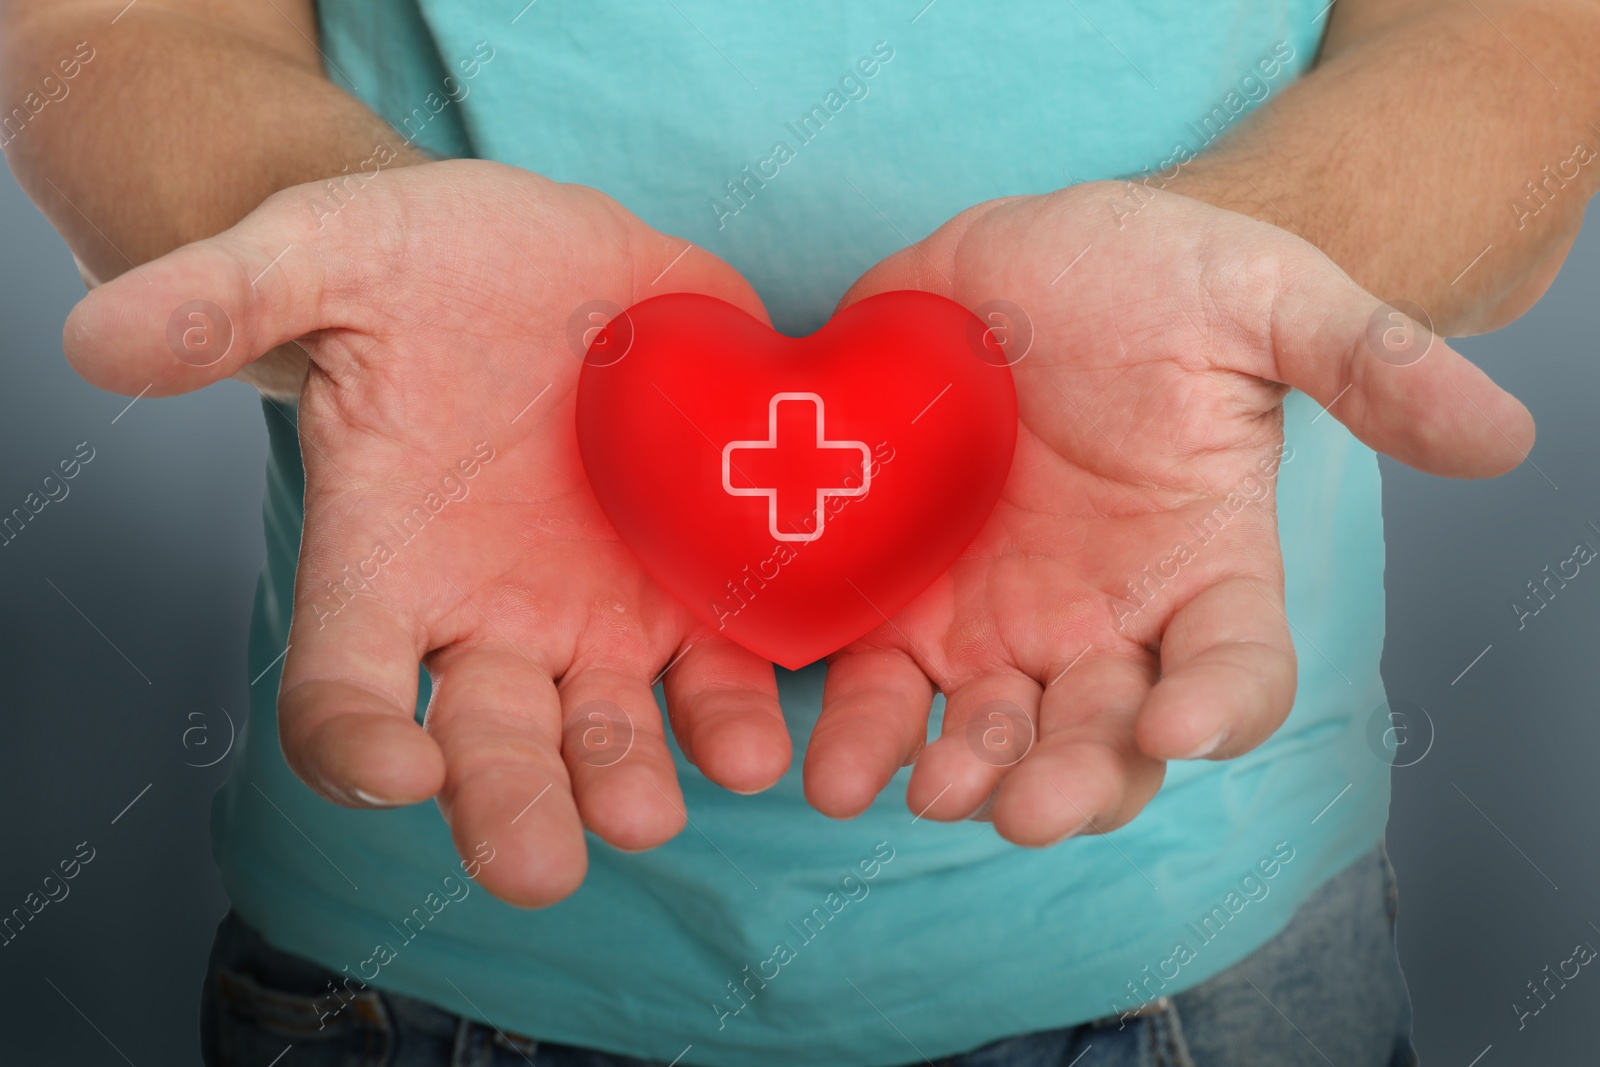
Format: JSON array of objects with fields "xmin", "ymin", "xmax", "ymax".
[
  {"xmin": 64, "ymin": 160, "xmax": 792, "ymax": 905},
  {"xmin": 805, "ymin": 184, "xmax": 1533, "ymax": 844}
]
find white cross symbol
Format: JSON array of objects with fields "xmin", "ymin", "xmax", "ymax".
[{"xmin": 722, "ymin": 392, "xmax": 872, "ymax": 543}]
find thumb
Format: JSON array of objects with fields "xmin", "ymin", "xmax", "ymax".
[
  {"xmin": 627, "ymin": 227, "xmax": 772, "ymax": 329},
  {"xmin": 833, "ymin": 198, "xmax": 1018, "ymax": 315},
  {"xmin": 834, "ymin": 242, "xmax": 945, "ymax": 313},
  {"xmin": 63, "ymin": 184, "xmax": 341, "ymax": 398},
  {"xmin": 1256, "ymin": 244, "xmax": 1535, "ymax": 479}
]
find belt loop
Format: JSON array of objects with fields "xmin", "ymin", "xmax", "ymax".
[
  {"xmin": 1144, "ymin": 997, "xmax": 1196, "ymax": 1067},
  {"xmin": 449, "ymin": 1015, "xmax": 490, "ymax": 1067}
]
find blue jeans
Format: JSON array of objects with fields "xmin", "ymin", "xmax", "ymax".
[{"xmin": 201, "ymin": 844, "xmax": 1417, "ymax": 1067}]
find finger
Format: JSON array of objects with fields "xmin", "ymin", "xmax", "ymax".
[
  {"xmin": 1246, "ymin": 238, "xmax": 1534, "ymax": 478},
  {"xmin": 834, "ymin": 242, "xmax": 941, "ymax": 311},
  {"xmin": 832, "ymin": 199, "xmax": 1011, "ymax": 312},
  {"xmin": 558, "ymin": 666, "xmax": 686, "ymax": 851},
  {"xmin": 426, "ymin": 643, "xmax": 587, "ymax": 907},
  {"xmin": 278, "ymin": 597, "xmax": 444, "ymax": 809},
  {"xmin": 991, "ymin": 655, "xmax": 1162, "ymax": 847},
  {"xmin": 806, "ymin": 649, "xmax": 936, "ymax": 819},
  {"xmin": 62, "ymin": 186, "xmax": 349, "ymax": 397},
  {"xmin": 661, "ymin": 638, "xmax": 789, "ymax": 795},
  {"xmin": 1134, "ymin": 576, "xmax": 1298, "ymax": 763},
  {"xmin": 625, "ymin": 223, "xmax": 774, "ymax": 329},
  {"xmin": 61, "ymin": 167, "xmax": 776, "ymax": 400},
  {"xmin": 841, "ymin": 198, "xmax": 1535, "ymax": 480},
  {"xmin": 906, "ymin": 671, "xmax": 1042, "ymax": 822}
]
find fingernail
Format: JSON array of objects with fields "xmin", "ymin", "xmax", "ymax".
[
  {"xmin": 351, "ymin": 787, "xmax": 403, "ymax": 808},
  {"xmin": 1182, "ymin": 729, "xmax": 1230, "ymax": 760}
]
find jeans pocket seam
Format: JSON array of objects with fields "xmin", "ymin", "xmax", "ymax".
[{"xmin": 216, "ymin": 967, "xmax": 385, "ymax": 1041}]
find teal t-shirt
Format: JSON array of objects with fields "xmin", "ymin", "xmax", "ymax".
[{"xmin": 212, "ymin": 5, "xmax": 1394, "ymax": 1065}]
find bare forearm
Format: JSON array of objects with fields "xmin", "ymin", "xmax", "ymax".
[
  {"xmin": 1, "ymin": 0, "xmax": 425, "ymax": 390},
  {"xmin": 1167, "ymin": 0, "xmax": 1600, "ymax": 335}
]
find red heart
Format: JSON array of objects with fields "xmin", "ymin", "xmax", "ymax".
[{"xmin": 576, "ymin": 291, "xmax": 1017, "ymax": 670}]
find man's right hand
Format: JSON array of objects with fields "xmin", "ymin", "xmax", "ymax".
[{"xmin": 62, "ymin": 159, "xmax": 793, "ymax": 906}]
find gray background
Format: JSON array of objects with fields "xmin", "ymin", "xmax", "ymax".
[{"xmin": 1, "ymin": 159, "xmax": 1597, "ymax": 1064}]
